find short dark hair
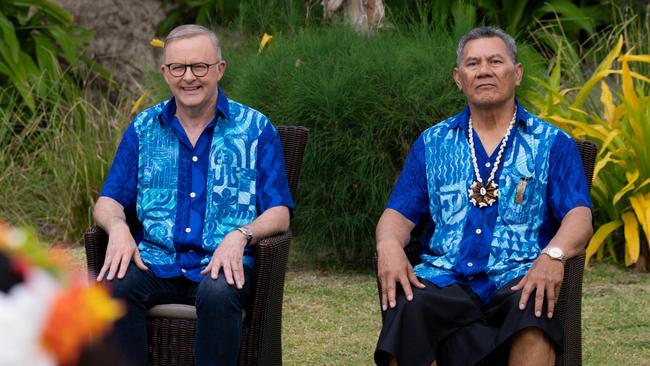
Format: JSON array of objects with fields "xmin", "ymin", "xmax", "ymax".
[{"xmin": 456, "ymin": 26, "xmax": 517, "ymax": 67}]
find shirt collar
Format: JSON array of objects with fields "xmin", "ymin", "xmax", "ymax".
[
  {"xmin": 448, "ymin": 98, "xmax": 529, "ymax": 132},
  {"xmin": 159, "ymin": 86, "xmax": 230, "ymax": 127}
]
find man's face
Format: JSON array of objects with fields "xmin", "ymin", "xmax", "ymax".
[
  {"xmin": 453, "ymin": 37, "xmax": 522, "ymax": 109},
  {"xmin": 161, "ymin": 34, "xmax": 225, "ymax": 113}
]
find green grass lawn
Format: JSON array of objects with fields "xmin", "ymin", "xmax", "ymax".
[
  {"xmin": 282, "ymin": 263, "xmax": 650, "ymax": 366},
  {"xmin": 68, "ymin": 247, "xmax": 648, "ymax": 364}
]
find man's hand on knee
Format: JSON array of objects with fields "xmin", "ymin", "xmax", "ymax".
[
  {"xmin": 511, "ymin": 255, "xmax": 564, "ymax": 318},
  {"xmin": 97, "ymin": 223, "xmax": 147, "ymax": 282},
  {"xmin": 201, "ymin": 230, "xmax": 247, "ymax": 289},
  {"xmin": 377, "ymin": 241, "xmax": 425, "ymax": 311}
]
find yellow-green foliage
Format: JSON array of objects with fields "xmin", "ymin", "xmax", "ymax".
[{"xmin": 529, "ymin": 36, "xmax": 650, "ymax": 266}]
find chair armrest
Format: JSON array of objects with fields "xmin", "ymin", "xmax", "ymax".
[
  {"xmin": 84, "ymin": 225, "xmax": 108, "ymax": 282},
  {"xmin": 555, "ymin": 250, "xmax": 585, "ymax": 366},
  {"xmin": 249, "ymin": 230, "xmax": 291, "ymax": 317},
  {"xmin": 242, "ymin": 231, "xmax": 292, "ymax": 365}
]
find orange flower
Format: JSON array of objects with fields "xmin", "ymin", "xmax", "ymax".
[{"xmin": 40, "ymin": 282, "xmax": 124, "ymax": 365}]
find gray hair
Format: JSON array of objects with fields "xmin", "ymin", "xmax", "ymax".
[
  {"xmin": 163, "ymin": 24, "xmax": 222, "ymax": 61},
  {"xmin": 456, "ymin": 26, "xmax": 517, "ymax": 67}
]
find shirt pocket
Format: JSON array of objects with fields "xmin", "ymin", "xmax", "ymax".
[{"xmin": 499, "ymin": 175, "xmax": 535, "ymax": 225}]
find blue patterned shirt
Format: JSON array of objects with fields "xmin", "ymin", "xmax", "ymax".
[
  {"xmin": 387, "ymin": 101, "xmax": 591, "ymax": 302},
  {"xmin": 100, "ymin": 88, "xmax": 294, "ymax": 281}
]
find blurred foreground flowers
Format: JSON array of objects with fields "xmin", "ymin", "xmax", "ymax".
[{"xmin": 0, "ymin": 221, "xmax": 124, "ymax": 366}]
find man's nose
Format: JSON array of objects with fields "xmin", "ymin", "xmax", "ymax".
[
  {"xmin": 477, "ymin": 61, "xmax": 492, "ymax": 76},
  {"xmin": 182, "ymin": 66, "xmax": 197, "ymax": 81}
]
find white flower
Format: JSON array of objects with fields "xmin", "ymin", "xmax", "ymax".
[{"xmin": 0, "ymin": 269, "xmax": 58, "ymax": 366}]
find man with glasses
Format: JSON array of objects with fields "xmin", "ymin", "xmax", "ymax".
[{"xmin": 94, "ymin": 24, "xmax": 293, "ymax": 366}]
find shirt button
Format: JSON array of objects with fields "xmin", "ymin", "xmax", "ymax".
[
  {"xmin": 192, "ymin": 156, "xmax": 198, "ymax": 162},
  {"xmin": 468, "ymin": 276, "xmax": 474, "ymax": 280},
  {"xmin": 467, "ymin": 262, "xmax": 473, "ymax": 267},
  {"xmin": 181, "ymin": 268, "xmax": 187, "ymax": 273},
  {"xmin": 485, "ymin": 162, "xmax": 491, "ymax": 167},
  {"xmin": 185, "ymin": 227, "xmax": 191, "ymax": 233},
  {"xmin": 475, "ymin": 228, "xmax": 482, "ymax": 235},
  {"xmin": 190, "ymin": 192, "xmax": 196, "ymax": 198}
]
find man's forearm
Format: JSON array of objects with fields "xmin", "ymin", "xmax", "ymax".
[
  {"xmin": 93, "ymin": 196, "xmax": 129, "ymax": 235},
  {"xmin": 376, "ymin": 208, "xmax": 416, "ymax": 251},
  {"xmin": 546, "ymin": 206, "xmax": 593, "ymax": 259},
  {"xmin": 244, "ymin": 205, "xmax": 290, "ymax": 244}
]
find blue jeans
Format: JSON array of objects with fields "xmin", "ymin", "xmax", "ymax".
[{"xmin": 107, "ymin": 262, "xmax": 253, "ymax": 366}]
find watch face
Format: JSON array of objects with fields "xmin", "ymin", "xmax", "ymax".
[{"xmin": 549, "ymin": 247, "xmax": 562, "ymax": 258}]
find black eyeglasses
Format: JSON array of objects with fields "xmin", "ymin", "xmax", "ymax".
[{"xmin": 165, "ymin": 62, "xmax": 220, "ymax": 77}]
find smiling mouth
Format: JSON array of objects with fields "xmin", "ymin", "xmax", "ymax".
[
  {"xmin": 181, "ymin": 85, "xmax": 202, "ymax": 91},
  {"xmin": 476, "ymin": 84, "xmax": 496, "ymax": 89}
]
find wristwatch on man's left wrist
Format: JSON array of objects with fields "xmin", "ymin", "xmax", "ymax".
[
  {"xmin": 541, "ymin": 246, "xmax": 566, "ymax": 264},
  {"xmin": 236, "ymin": 226, "xmax": 253, "ymax": 245}
]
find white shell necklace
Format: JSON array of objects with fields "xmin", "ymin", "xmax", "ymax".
[{"xmin": 467, "ymin": 107, "xmax": 517, "ymax": 207}]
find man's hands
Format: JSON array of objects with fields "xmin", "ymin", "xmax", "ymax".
[
  {"xmin": 200, "ymin": 230, "xmax": 248, "ymax": 289},
  {"xmin": 96, "ymin": 222, "xmax": 148, "ymax": 281},
  {"xmin": 377, "ymin": 241, "xmax": 425, "ymax": 311},
  {"xmin": 511, "ymin": 254, "xmax": 564, "ymax": 319}
]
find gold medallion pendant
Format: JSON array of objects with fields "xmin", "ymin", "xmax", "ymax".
[{"xmin": 468, "ymin": 180, "xmax": 499, "ymax": 207}]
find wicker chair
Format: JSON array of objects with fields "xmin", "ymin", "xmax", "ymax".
[
  {"xmin": 85, "ymin": 125, "xmax": 309, "ymax": 366},
  {"xmin": 374, "ymin": 140, "xmax": 597, "ymax": 366}
]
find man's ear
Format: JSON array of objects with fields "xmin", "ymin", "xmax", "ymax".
[
  {"xmin": 453, "ymin": 68, "xmax": 462, "ymax": 90},
  {"xmin": 515, "ymin": 63, "xmax": 523, "ymax": 87},
  {"xmin": 216, "ymin": 60, "xmax": 227, "ymax": 82}
]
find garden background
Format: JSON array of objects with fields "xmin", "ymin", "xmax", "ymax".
[{"xmin": 0, "ymin": 0, "xmax": 648, "ymax": 364}]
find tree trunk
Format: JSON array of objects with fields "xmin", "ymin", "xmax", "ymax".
[
  {"xmin": 631, "ymin": 240, "xmax": 649, "ymax": 273},
  {"xmin": 323, "ymin": 0, "xmax": 385, "ymax": 32}
]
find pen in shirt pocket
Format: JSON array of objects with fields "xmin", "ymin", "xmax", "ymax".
[{"xmin": 514, "ymin": 176, "xmax": 532, "ymax": 204}]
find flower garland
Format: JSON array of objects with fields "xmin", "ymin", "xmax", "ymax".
[{"xmin": 0, "ymin": 221, "xmax": 124, "ymax": 366}]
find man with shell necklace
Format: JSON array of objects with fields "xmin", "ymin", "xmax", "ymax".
[{"xmin": 375, "ymin": 26, "xmax": 593, "ymax": 366}]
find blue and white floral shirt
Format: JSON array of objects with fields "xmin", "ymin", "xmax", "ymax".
[
  {"xmin": 100, "ymin": 88, "xmax": 293, "ymax": 282},
  {"xmin": 387, "ymin": 101, "xmax": 591, "ymax": 303}
]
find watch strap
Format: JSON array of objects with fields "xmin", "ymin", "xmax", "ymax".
[{"xmin": 237, "ymin": 226, "xmax": 253, "ymax": 245}]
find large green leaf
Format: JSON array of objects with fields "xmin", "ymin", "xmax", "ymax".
[
  {"xmin": 13, "ymin": 0, "xmax": 73, "ymax": 25},
  {"xmin": 0, "ymin": 13, "xmax": 20, "ymax": 63},
  {"xmin": 540, "ymin": 0, "xmax": 595, "ymax": 34}
]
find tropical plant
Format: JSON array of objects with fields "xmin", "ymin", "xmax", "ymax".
[
  {"xmin": 386, "ymin": 0, "xmax": 604, "ymax": 40},
  {"xmin": 528, "ymin": 36, "xmax": 650, "ymax": 268},
  {"xmin": 0, "ymin": 0, "xmax": 100, "ymax": 112}
]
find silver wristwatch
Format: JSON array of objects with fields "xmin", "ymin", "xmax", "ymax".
[
  {"xmin": 237, "ymin": 226, "xmax": 253, "ymax": 245},
  {"xmin": 541, "ymin": 247, "xmax": 566, "ymax": 264}
]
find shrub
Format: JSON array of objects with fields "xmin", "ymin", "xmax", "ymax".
[
  {"xmin": 386, "ymin": 0, "xmax": 604, "ymax": 41},
  {"xmin": 528, "ymin": 36, "xmax": 650, "ymax": 268},
  {"xmin": 156, "ymin": 0, "xmax": 314, "ymax": 36},
  {"xmin": 0, "ymin": 87, "xmax": 129, "ymax": 243},
  {"xmin": 222, "ymin": 25, "xmax": 545, "ymax": 267}
]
